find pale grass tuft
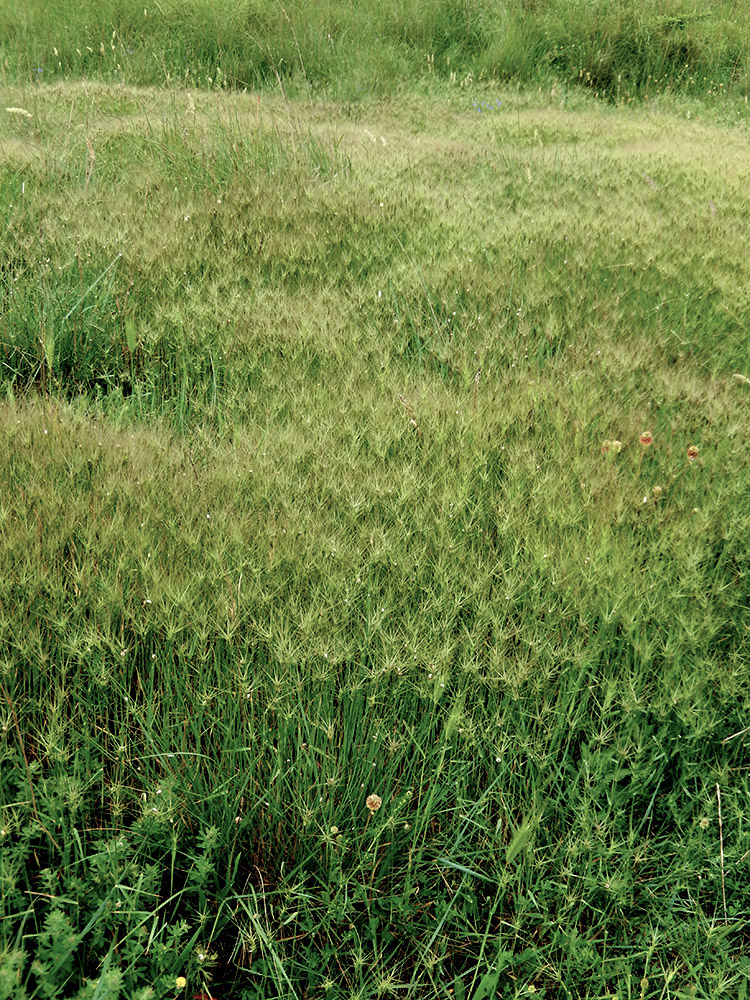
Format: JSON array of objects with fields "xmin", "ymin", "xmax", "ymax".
[{"xmin": 5, "ymin": 107, "xmax": 32, "ymax": 118}]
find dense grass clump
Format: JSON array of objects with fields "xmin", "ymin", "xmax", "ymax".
[
  {"xmin": 0, "ymin": 0, "xmax": 748, "ymax": 100},
  {"xmin": 1, "ymin": 76, "xmax": 749, "ymax": 1000}
]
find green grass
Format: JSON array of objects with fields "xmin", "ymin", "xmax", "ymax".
[
  {"xmin": 1, "ymin": 69, "xmax": 749, "ymax": 1000},
  {"xmin": 0, "ymin": 0, "xmax": 748, "ymax": 102}
]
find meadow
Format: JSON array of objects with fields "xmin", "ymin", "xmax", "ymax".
[{"xmin": 0, "ymin": 2, "xmax": 749, "ymax": 998}]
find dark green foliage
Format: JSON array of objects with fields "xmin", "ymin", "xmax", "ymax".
[{"xmin": 0, "ymin": 0, "xmax": 748, "ymax": 100}]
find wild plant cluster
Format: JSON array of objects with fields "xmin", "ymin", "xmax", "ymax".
[
  {"xmin": 0, "ymin": 18, "xmax": 749, "ymax": 999},
  {"xmin": 0, "ymin": 0, "xmax": 748, "ymax": 102}
]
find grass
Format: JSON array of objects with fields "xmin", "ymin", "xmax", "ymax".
[
  {"xmin": 0, "ymin": 0, "xmax": 748, "ymax": 102},
  {"xmin": 0, "ymin": 14, "xmax": 749, "ymax": 1000}
]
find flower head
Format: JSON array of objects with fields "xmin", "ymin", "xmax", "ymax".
[
  {"xmin": 175, "ymin": 976, "xmax": 187, "ymax": 990},
  {"xmin": 366, "ymin": 793, "xmax": 382, "ymax": 814},
  {"xmin": 639, "ymin": 431, "xmax": 653, "ymax": 446},
  {"xmin": 687, "ymin": 444, "xmax": 699, "ymax": 462}
]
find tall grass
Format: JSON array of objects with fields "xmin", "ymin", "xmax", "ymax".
[
  {"xmin": 0, "ymin": 79, "xmax": 749, "ymax": 999},
  {"xmin": 0, "ymin": 0, "xmax": 748, "ymax": 100}
]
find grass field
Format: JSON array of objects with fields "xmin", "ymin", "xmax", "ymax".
[
  {"xmin": 1, "ymin": 0, "xmax": 749, "ymax": 102},
  {"xmin": 1, "ymin": 3, "xmax": 749, "ymax": 998}
]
